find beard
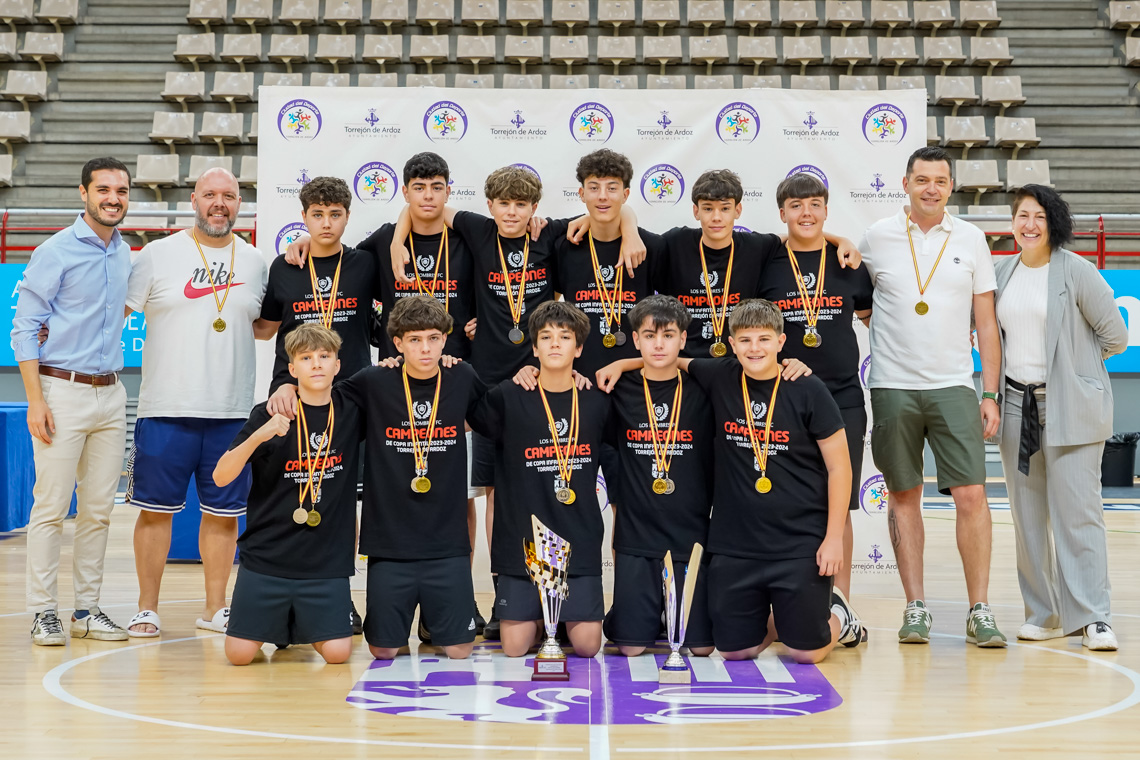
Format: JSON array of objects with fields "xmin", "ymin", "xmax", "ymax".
[
  {"xmin": 86, "ymin": 198, "xmax": 125, "ymax": 228},
  {"xmin": 196, "ymin": 207, "xmax": 236, "ymax": 238}
]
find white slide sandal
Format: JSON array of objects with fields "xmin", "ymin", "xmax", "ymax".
[
  {"xmin": 195, "ymin": 607, "xmax": 229, "ymax": 634},
  {"xmin": 127, "ymin": 610, "xmax": 162, "ymax": 638}
]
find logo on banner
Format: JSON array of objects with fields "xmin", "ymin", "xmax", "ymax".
[
  {"xmin": 637, "ymin": 109, "xmax": 694, "ymax": 141},
  {"xmin": 274, "ymin": 169, "xmax": 312, "ymax": 199},
  {"xmin": 783, "ymin": 110, "xmax": 840, "ymax": 141},
  {"xmin": 344, "ymin": 107, "xmax": 401, "ymax": 137},
  {"xmin": 862, "ymin": 103, "xmax": 908, "ymax": 145},
  {"xmin": 447, "ymin": 176, "xmax": 478, "ymax": 200},
  {"xmin": 491, "ymin": 109, "xmax": 547, "ymax": 140},
  {"xmin": 640, "ymin": 164, "xmax": 685, "ymax": 206},
  {"xmin": 716, "ymin": 102, "xmax": 760, "ymax": 144},
  {"xmin": 353, "ymin": 162, "xmax": 399, "ymax": 203},
  {"xmin": 570, "ymin": 102, "xmax": 614, "ymax": 144},
  {"xmin": 848, "ymin": 172, "xmax": 906, "ymax": 203},
  {"xmin": 859, "ymin": 475, "xmax": 889, "ymax": 515},
  {"xmin": 423, "ymin": 101, "xmax": 469, "ymax": 143},
  {"xmin": 868, "ymin": 545, "xmax": 884, "ymax": 564},
  {"xmin": 787, "ymin": 164, "xmax": 829, "ymax": 188},
  {"xmin": 512, "ymin": 163, "xmax": 541, "ymax": 181},
  {"xmin": 275, "ymin": 222, "xmax": 310, "ymax": 257},
  {"xmin": 859, "ymin": 356, "xmax": 872, "ymax": 388},
  {"xmin": 278, "ymin": 99, "xmax": 322, "ymax": 141},
  {"xmin": 734, "ymin": 225, "xmax": 752, "ymax": 233}
]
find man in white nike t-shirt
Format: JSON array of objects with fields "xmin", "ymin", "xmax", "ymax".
[{"xmin": 123, "ymin": 168, "xmax": 270, "ymax": 637}]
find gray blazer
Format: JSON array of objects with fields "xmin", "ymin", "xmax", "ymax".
[{"xmin": 994, "ymin": 248, "xmax": 1128, "ymax": 446}]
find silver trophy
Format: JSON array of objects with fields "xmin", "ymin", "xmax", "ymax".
[
  {"xmin": 524, "ymin": 514, "xmax": 572, "ymax": 681},
  {"xmin": 660, "ymin": 542, "xmax": 704, "ymax": 683}
]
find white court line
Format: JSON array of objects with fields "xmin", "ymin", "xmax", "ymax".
[
  {"xmin": 592, "ymin": 651, "xmax": 611, "ymax": 760},
  {"xmin": 0, "ymin": 598, "xmax": 207, "ymax": 619},
  {"xmin": 615, "ymin": 631, "xmax": 1140, "ymax": 753},
  {"xmin": 626, "ymin": 651, "xmax": 660, "ymax": 681},
  {"xmin": 753, "ymin": 656, "xmax": 794, "ymax": 683},
  {"xmin": 688, "ymin": 654, "xmax": 731, "ymax": 682},
  {"xmin": 42, "ymin": 636, "xmax": 582, "ymax": 753}
]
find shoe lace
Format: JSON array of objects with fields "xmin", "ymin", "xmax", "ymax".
[
  {"xmin": 1095, "ymin": 622, "xmax": 1109, "ymax": 634},
  {"xmin": 91, "ymin": 610, "xmax": 122, "ymax": 631},
  {"xmin": 972, "ymin": 608, "xmax": 997, "ymax": 629},
  {"xmin": 904, "ymin": 606, "xmax": 927, "ymax": 626},
  {"xmin": 37, "ymin": 612, "xmax": 63, "ymax": 635}
]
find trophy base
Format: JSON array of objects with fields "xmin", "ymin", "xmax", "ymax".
[
  {"xmin": 532, "ymin": 656, "xmax": 570, "ymax": 681},
  {"xmin": 658, "ymin": 666, "xmax": 692, "ymax": 684}
]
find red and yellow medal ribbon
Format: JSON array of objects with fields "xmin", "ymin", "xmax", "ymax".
[
  {"xmin": 741, "ymin": 371, "xmax": 780, "ymax": 480},
  {"xmin": 402, "ymin": 363, "xmax": 442, "ymax": 478},
  {"xmin": 409, "ymin": 228, "xmax": 450, "ymax": 316},
  {"xmin": 786, "ymin": 243, "xmax": 827, "ymax": 332},
  {"xmin": 307, "ymin": 249, "xmax": 344, "ymax": 329},
  {"xmin": 296, "ymin": 400, "xmax": 335, "ymax": 508},
  {"xmin": 643, "ymin": 370, "xmax": 683, "ymax": 483},
  {"xmin": 699, "ymin": 238, "xmax": 735, "ymax": 345},
  {"xmin": 496, "ymin": 234, "xmax": 529, "ymax": 333},
  {"xmin": 537, "ymin": 382, "xmax": 579, "ymax": 492},
  {"xmin": 588, "ymin": 230, "xmax": 625, "ymax": 336}
]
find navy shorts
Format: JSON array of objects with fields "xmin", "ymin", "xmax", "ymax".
[
  {"xmin": 227, "ymin": 565, "xmax": 354, "ymax": 646},
  {"xmin": 127, "ymin": 416, "xmax": 251, "ymax": 516},
  {"xmin": 494, "ymin": 573, "xmax": 604, "ymax": 623},
  {"xmin": 603, "ymin": 552, "xmax": 713, "ymax": 649},
  {"xmin": 842, "ymin": 405, "xmax": 868, "ymax": 511},
  {"xmin": 364, "ymin": 556, "xmax": 477, "ymax": 648},
  {"xmin": 471, "ymin": 431, "xmax": 497, "ymax": 489}
]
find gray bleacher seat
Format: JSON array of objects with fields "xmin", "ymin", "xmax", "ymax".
[
  {"xmin": 598, "ymin": 73, "xmax": 638, "ymax": 88},
  {"xmin": 597, "ymin": 0, "xmax": 635, "ymax": 31},
  {"xmin": 323, "ymin": 0, "xmax": 362, "ymax": 32},
  {"xmin": 211, "ymin": 72, "xmax": 254, "ymax": 108},
  {"xmin": 0, "ymin": 31, "xmax": 15, "ymax": 60},
  {"xmin": 913, "ymin": 0, "xmax": 954, "ymax": 34},
  {"xmin": 0, "ymin": 0, "xmax": 35, "ymax": 27},
  {"xmin": 927, "ymin": 115, "xmax": 940, "ymax": 144},
  {"xmin": 134, "ymin": 154, "xmax": 181, "ymax": 197},
  {"xmin": 0, "ymin": 153, "xmax": 12, "ymax": 186},
  {"xmin": 934, "ymin": 74, "xmax": 977, "ymax": 114},
  {"xmin": 2, "ymin": 69, "xmax": 45, "ymax": 107},
  {"xmin": 1006, "ymin": 160, "xmax": 1053, "ymax": 190},
  {"xmin": 1109, "ymin": 1, "xmax": 1140, "ymax": 32},
  {"xmin": 456, "ymin": 34, "xmax": 497, "ymax": 66},
  {"xmin": 743, "ymin": 74, "xmax": 782, "ymax": 88},
  {"xmin": 969, "ymin": 37, "xmax": 1012, "ymax": 74},
  {"xmin": 504, "ymin": 35, "xmax": 543, "ymax": 67},
  {"xmin": 261, "ymin": 71, "xmax": 303, "ymax": 87},
  {"xmin": 643, "ymin": 1, "xmax": 681, "ymax": 32},
  {"xmin": 839, "ymin": 74, "xmax": 879, "ymax": 90},
  {"xmin": 405, "ymin": 73, "xmax": 446, "ymax": 86},
  {"xmin": 456, "ymin": 74, "xmax": 493, "ymax": 88},
  {"xmin": 122, "ymin": 201, "xmax": 170, "ymax": 233},
  {"xmin": 1124, "ymin": 37, "xmax": 1140, "ymax": 65},
  {"xmin": 597, "ymin": 35, "xmax": 636, "ymax": 71},
  {"xmin": 993, "ymin": 116, "xmax": 1039, "ymax": 158},
  {"xmin": 790, "ymin": 74, "xmax": 831, "ymax": 90},
  {"xmin": 876, "ymin": 36, "xmax": 917, "ymax": 73},
  {"xmin": 20, "ymin": 31, "xmax": 63, "ymax": 64},
  {"xmin": 160, "ymin": 71, "xmax": 205, "ymax": 109},
  {"xmin": 690, "ymin": 35, "xmax": 730, "ymax": 69},
  {"xmin": 148, "ymin": 111, "xmax": 195, "ymax": 149},
  {"xmin": 502, "ymin": 73, "xmax": 542, "ymax": 87},
  {"xmin": 173, "ymin": 201, "xmax": 194, "ymax": 228},
  {"xmin": 268, "ymin": 34, "xmax": 311, "ymax": 71},
  {"xmin": 737, "ymin": 35, "xmax": 777, "ymax": 70},
  {"xmin": 955, "ymin": 159, "xmax": 1002, "ymax": 202},
  {"xmin": 174, "ymin": 33, "xmax": 216, "ymax": 68},
  {"xmin": 199, "ymin": 111, "xmax": 244, "ymax": 153},
  {"xmin": 461, "ymin": 0, "xmax": 499, "ymax": 30},
  {"xmin": 0, "ymin": 109, "xmax": 30, "ymax": 145},
  {"xmin": 643, "ymin": 35, "xmax": 682, "ymax": 66},
  {"xmin": 248, "ymin": 112, "xmax": 257, "ymax": 141},
  {"xmin": 647, "ymin": 74, "xmax": 687, "ymax": 89},
  {"xmin": 783, "ymin": 35, "xmax": 824, "ymax": 72},
  {"xmin": 315, "ymin": 33, "xmax": 356, "ymax": 69},
  {"xmin": 688, "ymin": 0, "xmax": 726, "ymax": 29},
  {"xmin": 960, "ymin": 0, "xmax": 1000, "ymax": 31},
  {"xmin": 967, "ymin": 204, "xmax": 1011, "ymax": 233},
  {"xmin": 549, "ymin": 73, "xmax": 588, "ymax": 88},
  {"xmin": 187, "ymin": 0, "xmax": 226, "ymax": 30},
  {"xmin": 233, "ymin": 0, "xmax": 272, "ymax": 30},
  {"xmin": 825, "ymin": 0, "xmax": 865, "ymax": 33},
  {"xmin": 410, "ymin": 34, "xmax": 450, "ymax": 67},
  {"xmin": 221, "ymin": 34, "xmax": 263, "ymax": 69},
  {"xmin": 186, "ymin": 155, "xmax": 233, "ymax": 185},
  {"xmin": 237, "ymin": 155, "xmax": 257, "ymax": 188},
  {"xmin": 870, "ymin": 0, "xmax": 910, "ymax": 32},
  {"xmin": 370, "ymin": 0, "xmax": 408, "ymax": 31},
  {"xmin": 505, "ymin": 0, "xmax": 543, "ymax": 31},
  {"xmin": 885, "ymin": 74, "xmax": 927, "ymax": 92},
  {"xmin": 416, "ymin": 0, "xmax": 453, "ymax": 29},
  {"xmin": 549, "ymin": 35, "xmax": 589, "ymax": 67},
  {"xmin": 922, "ymin": 36, "xmax": 965, "ymax": 73},
  {"xmin": 733, "ymin": 0, "xmax": 772, "ymax": 29},
  {"xmin": 36, "ymin": 0, "xmax": 78, "ymax": 33},
  {"xmin": 831, "ymin": 36, "xmax": 871, "ymax": 73},
  {"xmin": 309, "ymin": 71, "xmax": 350, "ymax": 86},
  {"xmin": 362, "ymin": 34, "xmax": 403, "ymax": 67},
  {"xmin": 981, "ymin": 74, "xmax": 1025, "ymax": 114},
  {"xmin": 279, "ymin": 0, "xmax": 319, "ymax": 32},
  {"xmin": 358, "ymin": 72, "xmax": 398, "ymax": 86},
  {"xmin": 779, "ymin": 0, "xmax": 818, "ymax": 32},
  {"xmin": 942, "ymin": 115, "xmax": 989, "ymax": 157},
  {"xmin": 553, "ymin": 0, "xmax": 589, "ymax": 30},
  {"xmin": 695, "ymin": 74, "xmax": 736, "ymax": 88}
]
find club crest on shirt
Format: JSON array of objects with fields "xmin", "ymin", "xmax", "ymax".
[
  {"xmin": 699, "ymin": 270, "xmax": 719, "ymax": 288},
  {"xmin": 316, "ymin": 276, "xmax": 334, "ymax": 295},
  {"xmin": 507, "ymin": 250, "xmax": 526, "ymax": 269},
  {"xmin": 599, "ymin": 265, "xmax": 615, "ymax": 283},
  {"xmin": 653, "ymin": 402, "xmax": 669, "ymax": 422},
  {"xmin": 801, "ymin": 271, "xmax": 817, "ymax": 290},
  {"xmin": 310, "ymin": 431, "xmax": 329, "ymax": 450},
  {"xmin": 554, "ymin": 418, "xmax": 569, "ymax": 437},
  {"xmin": 416, "ymin": 254, "xmax": 435, "ymax": 272},
  {"xmin": 751, "ymin": 400, "xmax": 767, "ymax": 421},
  {"xmin": 413, "ymin": 400, "xmax": 433, "ymax": 421}
]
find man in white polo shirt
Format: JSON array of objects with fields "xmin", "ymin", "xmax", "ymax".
[
  {"xmin": 859, "ymin": 147, "xmax": 1006, "ymax": 648},
  {"xmin": 123, "ymin": 167, "xmax": 269, "ymax": 637}
]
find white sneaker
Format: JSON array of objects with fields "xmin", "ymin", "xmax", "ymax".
[
  {"xmin": 70, "ymin": 607, "xmax": 128, "ymax": 641},
  {"xmin": 31, "ymin": 610, "xmax": 66, "ymax": 646},
  {"xmin": 1017, "ymin": 623, "xmax": 1065, "ymax": 641},
  {"xmin": 1083, "ymin": 622, "xmax": 1118, "ymax": 651}
]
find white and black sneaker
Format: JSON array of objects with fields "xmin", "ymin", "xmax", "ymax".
[
  {"xmin": 351, "ymin": 602, "xmax": 363, "ymax": 636},
  {"xmin": 70, "ymin": 607, "xmax": 128, "ymax": 641},
  {"xmin": 1083, "ymin": 622, "xmax": 1119, "ymax": 651},
  {"xmin": 31, "ymin": 610, "xmax": 66, "ymax": 646},
  {"xmin": 831, "ymin": 589, "xmax": 865, "ymax": 648}
]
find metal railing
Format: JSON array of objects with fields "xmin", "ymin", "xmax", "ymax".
[{"xmin": 2, "ymin": 208, "xmax": 1139, "ymax": 267}]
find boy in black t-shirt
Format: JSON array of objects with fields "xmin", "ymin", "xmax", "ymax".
[
  {"xmin": 757, "ymin": 173, "xmax": 874, "ymax": 608},
  {"xmin": 468, "ymin": 301, "xmax": 610, "ymax": 659},
  {"xmin": 214, "ymin": 324, "xmax": 361, "ymax": 665},
  {"xmin": 337, "ymin": 296, "xmax": 487, "ymax": 660},
  {"xmin": 601, "ymin": 295, "xmax": 715, "ymax": 657},
  {"xmin": 598, "ymin": 300, "xmax": 863, "ymax": 663}
]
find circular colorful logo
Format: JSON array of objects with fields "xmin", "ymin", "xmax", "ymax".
[
  {"xmin": 640, "ymin": 163, "xmax": 685, "ymax": 206},
  {"xmin": 787, "ymin": 164, "xmax": 829, "ymax": 188},
  {"xmin": 275, "ymin": 222, "xmax": 310, "ymax": 257},
  {"xmin": 716, "ymin": 102, "xmax": 760, "ymax": 144},
  {"xmin": 859, "ymin": 355, "xmax": 871, "ymax": 389},
  {"xmin": 569, "ymin": 102, "xmax": 614, "ymax": 144},
  {"xmin": 511, "ymin": 163, "xmax": 541, "ymax": 180},
  {"xmin": 862, "ymin": 103, "xmax": 908, "ymax": 145},
  {"xmin": 859, "ymin": 474, "xmax": 889, "ymax": 515},
  {"xmin": 277, "ymin": 99, "xmax": 322, "ymax": 141},
  {"xmin": 353, "ymin": 161, "xmax": 399, "ymax": 203},
  {"xmin": 423, "ymin": 101, "xmax": 468, "ymax": 143}
]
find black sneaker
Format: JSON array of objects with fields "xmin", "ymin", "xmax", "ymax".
[
  {"xmin": 482, "ymin": 607, "xmax": 501, "ymax": 641},
  {"xmin": 417, "ymin": 618, "xmax": 433, "ymax": 645},
  {"xmin": 473, "ymin": 599, "xmax": 486, "ymax": 637},
  {"xmin": 556, "ymin": 621, "xmax": 570, "ymax": 646},
  {"xmin": 351, "ymin": 602, "xmax": 363, "ymax": 636}
]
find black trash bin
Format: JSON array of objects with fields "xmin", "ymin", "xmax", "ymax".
[{"xmin": 1101, "ymin": 433, "xmax": 1139, "ymax": 488}]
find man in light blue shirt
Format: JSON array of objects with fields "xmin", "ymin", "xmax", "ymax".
[{"xmin": 10, "ymin": 157, "xmax": 134, "ymax": 646}]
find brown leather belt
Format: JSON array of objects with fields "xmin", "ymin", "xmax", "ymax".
[{"xmin": 39, "ymin": 365, "xmax": 119, "ymax": 387}]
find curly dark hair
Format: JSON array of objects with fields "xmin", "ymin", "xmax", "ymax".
[
  {"xmin": 299, "ymin": 176, "xmax": 351, "ymax": 212},
  {"xmin": 576, "ymin": 149, "xmax": 634, "ymax": 188},
  {"xmin": 1011, "ymin": 184, "xmax": 1074, "ymax": 249}
]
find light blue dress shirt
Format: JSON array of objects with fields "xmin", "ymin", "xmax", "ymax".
[{"xmin": 10, "ymin": 214, "xmax": 131, "ymax": 374}]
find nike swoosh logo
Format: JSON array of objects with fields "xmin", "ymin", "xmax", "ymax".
[{"xmin": 184, "ymin": 280, "xmax": 245, "ymax": 299}]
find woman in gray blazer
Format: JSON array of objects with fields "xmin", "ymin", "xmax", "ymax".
[{"xmin": 994, "ymin": 184, "xmax": 1128, "ymax": 651}]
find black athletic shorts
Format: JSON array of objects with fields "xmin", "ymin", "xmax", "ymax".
[
  {"xmin": 227, "ymin": 565, "xmax": 353, "ymax": 646},
  {"xmin": 494, "ymin": 573, "xmax": 604, "ymax": 623},
  {"xmin": 364, "ymin": 556, "xmax": 477, "ymax": 648},
  {"xmin": 600, "ymin": 441, "xmax": 622, "ymax": 506},
  {"xmin": 471, "ymin": 431, "xmax": 497, "ymax": 489},
  {"xmin": 707, "ymin": 554, "xmax": 833, "ymax": 652},
  {"xmin": 603, "ymin": 552, "xmax": 713, "ymax": 649},
  {"xmin": 842, "ymin": 405, "xmax": 868, "ymax": 511}
]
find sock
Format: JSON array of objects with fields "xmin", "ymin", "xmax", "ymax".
[{"xmin": 73, "ymin": 609, "xmax": 90, "ymax": 620}]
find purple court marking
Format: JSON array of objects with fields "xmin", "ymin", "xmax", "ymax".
[{"xmin": 347, "ymin": 648, "xmax": 842, "ymax": 725}]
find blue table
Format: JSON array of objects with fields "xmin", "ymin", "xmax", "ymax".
[{"xmin": 0, "ymin": 402, "xmax": 76, "ymax": 532}]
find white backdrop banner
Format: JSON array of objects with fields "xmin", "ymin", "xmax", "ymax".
[{"xmin": 257, "ymin": 86, "xmax": 926, "ymax": 581}]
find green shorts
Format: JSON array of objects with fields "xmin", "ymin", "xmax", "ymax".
[{"xmin": 870, "ymin": 386, "xmax": 986, "ymax": 495}]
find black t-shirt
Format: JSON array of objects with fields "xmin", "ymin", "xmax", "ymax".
[
  {"xmin": 357, "ymin": 223, "xmax": 475, "ymax": 361},
  {"xmin": 657, "ymin": 227, "xmax": 781, "ymax": 358},
  {"xmin": 686, "ymin": 359, "xmax": 845, "ymax": 561},
  {"xmin": 261, "ymin": 247, "xmax": 380, "ymax": 392},
  {"xmin": 555, "ymin": 228, "xmax": 664, "ymax": 379},
  {"xmin": 606, "ymin": 371, "xmax": 713, "ymax": 561},
  {"xmin": 468, "ymin": 380, "xmax": 610, "ymax": 577},
  {"xmin": 338, "ymin": 362, "xmax": 487, "ymax": 560},
  {"xmin": 452, "ymin": 211, "xmax": 567, "ymax": 384},
  {"xmin": 757, "ymin": 243, "xmax": 874, "ymax": 409},
  {"xmin": 230, "ymin": 392, "xmax": 362, "ymax": 579}
]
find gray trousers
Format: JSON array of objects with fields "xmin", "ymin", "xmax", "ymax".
[{"xmin": 998, "ymin": 384, "xmax": 1112, "ymax": 632}]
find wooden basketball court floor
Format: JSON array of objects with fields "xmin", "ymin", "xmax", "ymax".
[{"xmin": 3, "ymin": 499, "xmax": 1140, "ymax": 760}]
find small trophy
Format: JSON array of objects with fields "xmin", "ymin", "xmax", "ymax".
[
  {"xmin": 659, "ymin": 542, "xmax": 704, "ymax": 683},
  {"xmin": 524, "ymin": 515, "xmax": 572, "ymax": 681}
]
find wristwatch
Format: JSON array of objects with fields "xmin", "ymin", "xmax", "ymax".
[{"xmin": 982, "ymin": 391, "xmax": 1001, "ymax": 404}]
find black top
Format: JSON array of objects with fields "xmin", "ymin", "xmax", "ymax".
[
  {"xmin": 468, "ymin": 380, "xmax": 611, "ymax": 577},
  {"xmin": 261, "ymin": 247, "xmax": 380, "ymax": 392},
  {"xmin": 657, "ymin": 228, "xmax": 781, "ymax": 358},
  {"xmin": 230, "ymin": 393, "xmax": 362, "ymax": 579},
  {"xmin": 606, "ymin": 371, "xmax": 713, "ymax": 561},
  {"xmin": 686, "ymin": 359, "xmax": 845, "ymax": 561},
  {"xmin": 452, "ymin": 211, "xmax": 566, "ymax": 384},
  {"xmin": 357, "ymin": 223, "xmax": 476, "ymax": 361},
  {"xmin": 555, "ymin": 228, "xmax": 664, "ymax": 379},
  {"xmin": 757, "ymin": 243, "xmax": 874, "ymax": 409},
  {"xmin": 338, "ymin": 362, "xmax": 486, "ymax": 560}
]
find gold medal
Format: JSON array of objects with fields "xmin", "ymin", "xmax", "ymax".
[
  {"xmin": 588, "ymin": 231, "xmax": 627, "ymax": 353},
  {"xmin": 539, "ymin": 382, "xmax": 580, "ymax": 510},
  {"xmin": 643, "ymin": 370, "xmax": 684, "ymax": 501},
  {"xmin": 652, "ymin": 477, "xmax": 669, "ymax": 495},
  {"xmin": 306, "ymin": 509, "xmax": 321, "ymax": 527},
  {"xmin": 402, "ymin": 364, "xmax": 442, "ymax": 500},
  {"xmin": 915, "ymin": 301, "xmax": 929, "ymax": 315},
  {"xmin": 411, "ymin": 476, "xmax": 432, "ymax": 493},
  {"xmin": 292, "ymin": 507, "xmax": 308, "ymax": 525},
  {"xmin": 699, "ymin": 237, "xmax": 735, "ymax": 357},
  {"xmin": 295, "ymin": 400, "xmax": 335, "ymax": 530},
  {"xmin": 741, "ymin": 371, "xmax": 781, "ymax": 500},
  {"xmin": 602, "ymin": 332, "xmax": 617, "ymax": 349},
  {"xmin": 787, "ymin": 244, "xmax": 827, "ymax": 351},
  {"xmin": 710, "ymin": 341, "xmax": 728, "ymax": 357},
  {"xmin": 803, "ymin": 329, "xmax": 821, "ymax": 348},
  {"xmin": 508, "ymin": 327, "xmax": 525, "ymax": 344},
  {"xmin": 755, "ymin": 476, "xmax": 772, "ymax": 494},
  {"xmin": 564, "ymin": 488, "xmax": 576, "ymax": 505},
  {"xmin": 905, "ymin": 214, "xmax": 951, "ymax": 319},
  {"xmin": 213, "ymin": 317, "xmax": 226, "ymax": 332},
  {"xmin": 192, "ymin": 230, "xmax": 237, "ymax": 337}
]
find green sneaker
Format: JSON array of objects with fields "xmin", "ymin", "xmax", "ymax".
[
  {"xmin": 899, "ymin": 600, "xmax": 932, "ymax": 644},
  {"xmin": 966, "ymin": 603, "xmax": 1008, "ymax": 648}
]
